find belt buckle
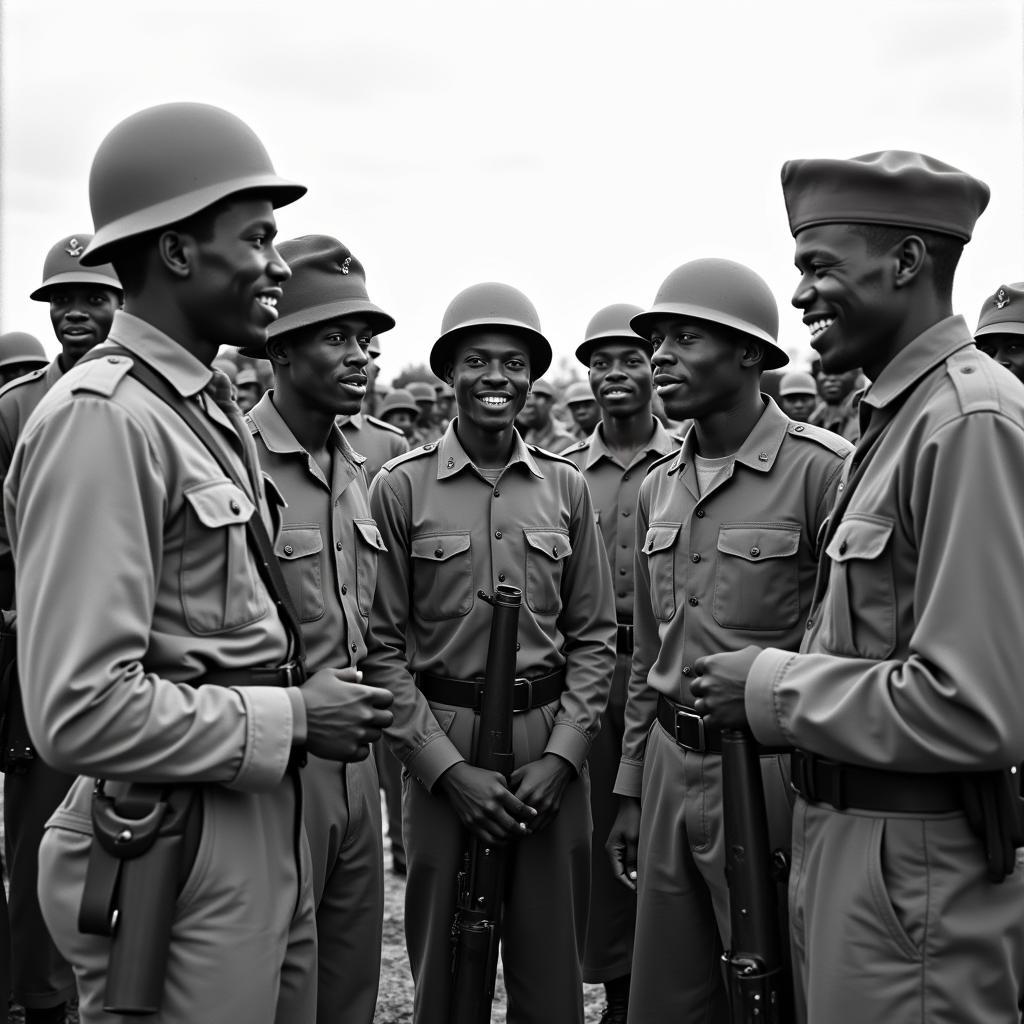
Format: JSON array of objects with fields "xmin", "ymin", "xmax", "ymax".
[
  {"xmin": 281, "ymin": 659, "xmax": 305, "ymax": 688},
  {"xmin": 619, "ymin": 624, "xmax": 634, "ymax": 651},
  {"xmin": 673, "ymin": 707, "xmax": 705, "ymax": 752},
  {"xmin": 512, "ymin": 676, "xmax": 532, "ymax": 713}
]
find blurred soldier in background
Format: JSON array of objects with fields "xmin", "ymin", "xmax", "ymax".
[
  {"xmin": 975, "ymin": 283, "xmax": 1024, "ymax": 385},
  {"xmin": 564, "ymin": 379, "xmax": 601, "ymax": 441},
  {"xmin": 377, "ymin": 388, "xmax": 420, "ymax": 438},
  {"xmin": 561, "ymin": 303, "xmax": 682, "ymax": 1024},
  {"xmin": 809, "ymin": 366, "xmax": 862, "ymax": 441},
  {"xmin": 247, "ymin": 235, "xmax": 395, "ymax": 1024},
  {"xmin": 235, "ymin": 362, "xmax": 263, "ymax": 412},
  {"xmin": 516, "ymin": 376, "xmax": 575, "ymax": 453},
  {"xmin": 406, "ymin": 381, "xmax": 439, "ymax": 444},
  {"xmin": 0, "ymin": 334, "xmax": 48, "ymax": 389},
  {"xmin": 432, "ymin": 381, "xmax": 455, "ymax": 432},
  {"xmin": 777, "ymin": 370, "xmax": 819, "ymax": 423},
  {"xmin": 0, "ymin": 232, "xmax": 121, "ymax": 1024}
]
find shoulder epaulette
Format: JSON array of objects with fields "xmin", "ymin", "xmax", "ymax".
[
  {"xmin": 526, "ymin": 442, "xmax": 578, "ymax": 468},
  {"xmin": 69, "ymin": 354, "xmax": 133, "ymax": 398},
  {"xmin": 365, "ymin": 413, "xmax": 407, "ymax": 437},
  {"xmin": 380, "ymin": 441, "xmax": 437, "ymax": 473},
  {"xmin": 786, "ymin": 420, "xmax": 854, "ymax": 457},
  {"xmin": 562, "ymin": 438, "xmax": 590, "ymax": 455},
  {"xmin": 646, "ymin": 447, "xmax": 681, "ymax": 476},
  {"xmin": 946, "ymin": 347, "xmax": 1001, "ymax": 415},
  {"xmin": 0, "ymin": 366, "xmax": 47, "ymax": 402}
]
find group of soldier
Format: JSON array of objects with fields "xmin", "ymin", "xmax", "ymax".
[{"xmin": 0, "ymin": 98, "xmax": 1023, "ymax": 1024}]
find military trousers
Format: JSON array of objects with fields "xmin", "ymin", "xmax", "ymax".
[
  {"xmin": 37, "ymin": 774, "xmax": 317, "ymax": 1024},
  {"xmin": 789, "ymin": 797, "xmax": 1024, "ymax": 1023},
  {"xmin": 627, "ymin": 721, "xmax": 792, "ymax": 1024},
  {"xmin": 582, "ymin": 651, "xmax": 637, "ymax": 984},
  {"xmin": 5, "ymin": 758, "xmax": 77, "ymax": 1008},
  {"xmin": 303, "ymin": 753, "xmax": 383, "ymax": 1024},
  {"xmin": 402, "ymin": 700, "xmax": 592, "ymax": 1024},
  {"xmin": 373, "ymin": 739, "xmax": 405, "ymax": 868}
]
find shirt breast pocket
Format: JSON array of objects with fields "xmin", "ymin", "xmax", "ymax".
[
  {"xmin": 411, "ymin": 532, "xmax": 473, "ymax": 621},
  {"xmin": 713, "ymin": 524, "xmax": 801, "ymax": 631},
  {"xmin": 353, "ymin": 518, "xmax": 387, "ymax": 618},
  {"xmin": 523, "ymin": 528, "xmax": 572, "ymax": 615},
  {"xmin": 275, "ymin": 525, "xmax": 325, "ymax": 623},
  {"xmin": 641, "ymin": 523, "xmax": 681, "ymax": 622},
  {"xmin": 181, "ymin": 480, "xmax": 268, "ymax": 634},
  {"xmin": 821, "ymin": 514, "xmax": 896, "ymax": 659}
]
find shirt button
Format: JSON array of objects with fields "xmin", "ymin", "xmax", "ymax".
[
  {"xmin": 341, "ymin": 585, "xmax": 348, "ymax": 595},
  {"xmin": 695, "ymin": 509, "xmax": 705, "ymax": 518},
  {"xmin": 494, "ymin": 531, "xmax": 502, "ymax": 539},
  {"xmin": 351, "ymin": 643, "xmax": 357, "ymax": 653},
  {"xmin": 758, "ymin": 451, "xmax": 769, "ymax": 462},
  {"xmin": 434, "ymin": 547, "xmax": 444, "ymax": 558},
  {"xmin": 493, "ymin": 490, "xmax": 501, "ymax": 498},
  {"xmin": 688, "ymin": 596, "xmax": 699, "ymax": 606},
  {"xmin": 749, "ymin": 546, "xmax": 760, "ymax": 557},
  {"xmin": 795, "ymin": 424, "xmax": 805, "ymax": 432},
  {"xmin": 283, "ymin": 544, "xmax": 294, "ymax": 555},
  {"xmin": 516, "ymin": 642, "xmax": 521, "ymax": 651},
  {"xmin": 837, "ymin": 482, "xmax": 845, "ymax": 492},
  {"xmin": 806, "ymin": 618, "xmax": 814, "ymax": 630},
  {"xmin": 691, "ymin": 553, "xmax": 701, "ymax": 563},
  {"xmin": 622, "ymin": 510, "xmax": 630, "ymax": 517},
  {"xmin": 336, "ymin": 541, "xmax": 343, "ymax": 550},
  {"xmin": 498, "ymin": 573, "xmax": 506, "ymax": 582},
  {"xmin": 618, "ymin": 568, "xmax": 627, "ymax": 575},
  {"xmin": 621, "ymin": 543, "xmax": 628, "ymax": 549},
  {"xmin": 682, "ymin": 665, "xmax": 693, "ymax": 676},
  {"xmin": 838, "ymin": 540, "xmax": 848, "ymax": 555},
  {"xmin": 623, "ymin": 473, "xmax": 631, "ymax": 481},
  {"xmin": 230, "ymin": 500, "xmax": 241, "ymax": 514}
]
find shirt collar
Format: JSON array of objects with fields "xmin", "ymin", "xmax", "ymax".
[
  {"xmin": 103, "ymin": 310, "xmax": 213, "ymax": 398},
  {"xmin": 249, "ymin": 391, "xmax": 365, "ymax": 465},
  {"xmin": 668, "ymin": 396, "xmax": 790, "ymax": 476},
  {"xmin": 435, "ymin": 419, "xmax": 544, "ymax": 480},
  {"xmin": 860, "ymin": 315, "xmax": 973, "ymax": 412},
  {"xmin": 337, "ymin": 411, "xmax": 364, "ymax": 429},
  {"xmin": 584, "ymin": 417, "xmax": 679, "ymax": 470}
]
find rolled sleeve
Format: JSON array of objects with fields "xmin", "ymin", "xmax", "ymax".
[
  {"xmin": 230, "ymin": 686, "xmax": 294, "ymax": 790},
  {"xmin": 745, "ymin": 647, "xmax": 796, "ymax": 748}
]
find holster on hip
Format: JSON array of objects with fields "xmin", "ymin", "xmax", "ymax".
[
  {"xmin": 959, "ymin": 768, "xmax": 1024, "ymax": 883},
  {"xmin": 79, "ymin": 781, "xmax": 201, "ymax": 1014}
]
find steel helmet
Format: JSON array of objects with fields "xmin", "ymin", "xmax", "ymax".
[
  {"xmin": 631, "ymin": 259, "xmax": 788, "ymax": 371},
  {"xmin": 565, "ymin": 380, "xmax": 596, "ymax": 405},
  {"xmin": 575, "ymin": 303, "xmax": 650, "ymax": 366},
  {"xmin": 0, "ymin": 332, "xmax": 48, "ymax": 371},
  {"xmin": 82, "ymin": 102, "xmax": 306, "ymax": 266},
  {"xmin": 30, "ymin": 234, "xmax": 122, "ymax": 301},
  {"xmin": 430, "ymin": 282, "xmax": 551, "ymax": 381},
  {"xmin": 379, "ymin": 388, "xmax": 420, "ymax": 418}
]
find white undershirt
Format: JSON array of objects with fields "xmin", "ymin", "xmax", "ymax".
[{"xmin": 693, "ymin": 452, "xmax": 734, "ymax": 496}]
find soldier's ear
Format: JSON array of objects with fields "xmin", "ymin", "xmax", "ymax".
[
  {"xmin": 444, "ymin": 364, "xmax": 455, "ymax": 386},
  {"xmin": 157, "ymin": 230, "xmax": 192, "ymax": 280},
  {"xmin": 739, "ymin": 340, "xmax": 764, "ymax": 370},
  {"xmin": 265, "ymin": 336, "xmax": 290, "ymax": 367}
]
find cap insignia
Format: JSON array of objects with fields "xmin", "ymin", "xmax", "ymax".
[
  {"xmin": 340, "ymin": 256, "xmax": 352, "ymax": 275},
  {"xmin": 996, "ymin": 288, "xmax": 1010, "ymax": 309},
  {"xmin": 65, "ymin": 238, "xmax": 84, "ymax": 257}
]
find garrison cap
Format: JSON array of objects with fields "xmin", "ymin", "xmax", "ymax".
[
  {"xmin": 267, "ymin": 235, "xmax": 395, "ymax": 344},
  {"xmin": 778, "ymin": 370, "xmax": 819, "ymax": 397},
  {"xmin": 379, "ymin": 388, "xmax": 420, "ymax": 418},
  {"xmin": 576, "ymin": 303, "xmax": 650, "ymax": 366},
  {"xmin": 30, "ymin": 234, "xmax": 122, "ymax": 301},
  {"xmin": 565, "ymin": 380, "xmax": 596, "ymax": 405},
  {"xmin": 781, "ymin": 150, "xmax": 990, "ymax": 242},
  {"xmin": 530, "ymin": 378, "xmax": 556, "ymax": 399},
  {"xmin": 0, "ymin": 332, "xmax": 48, "ymax": 371},
  {"xmin": 975, "ymin": 283, "xmax": 1024, "ymax": 338}
]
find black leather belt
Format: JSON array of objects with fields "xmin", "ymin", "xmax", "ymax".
[
  {"xmin": 197, "ymin": 660, "xmax": 306, "ymax": 688},
  {"xmin": 791, "ymin": 749, "xmax": 962, "ymax": 813},
  {"xmin": 616, "ymin": 623, "xmax": 634, "ymax": 654},
  {"xmin": 419, "ymin": 669, "xmax": 565, "ymax": 713},
  {"xmin": 657, "ymin": 693, "xmax": 722, "ymax": 754}
]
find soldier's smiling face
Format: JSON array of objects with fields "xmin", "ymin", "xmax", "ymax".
[
  {"xmin": 446, "ymin": 331, "xmax": 531, "ymax": 434},
  {"xmin": 976, "ymin": 333, "xmax": 1024, "ymax": 386},
  {"xmin": 48, "ymin": 284, "xmax": 121, "ymax": 363},
  {"xmin": 588, "ymin": 341, "xmax": 653, "ymax": 419}
]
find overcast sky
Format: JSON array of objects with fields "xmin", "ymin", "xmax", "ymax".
[{"xmin": 2, "ymin": 0, "xmax": 1021, "ymax": 383}]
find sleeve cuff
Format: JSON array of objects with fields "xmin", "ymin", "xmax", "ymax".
[
  {"xmin": 613, "ymin": 760, "xmax": 643, "ymax": 799},
  {"xmin": 286, "ymin": 687, "xmax": 307, "ymax": 745},
  {"xmin": 544, "ymin": 721, "xmax": 591, "ymax": 775},
  {"xmin": 745, "ymin": 647, "xmax": 795, "ymax": 748},
  {"xmin": 228, "ymin": 686, "xmax": 294, "ymax": 791},
  {"xmin": 407, "ymin": 734, "xmax": 465, "ymax": 793}
]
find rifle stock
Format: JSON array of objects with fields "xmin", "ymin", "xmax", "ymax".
[
  {"xmin": 449, "ymin": 585, "xmax": 522, "ymax": 1024},
  {"xmin": 721, "ymin": 728, "xmax": 793, "ymax": 1023}
]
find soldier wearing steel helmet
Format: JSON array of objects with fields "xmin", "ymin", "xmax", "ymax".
[
  {"xmin": 693, "ymin": 152, "xmax": 1024, "ymax": 1023},
  {"xmin": 564, "ymin": 379, "xmax": 600, "ymax": 441},
  {"xmin": 516, "ymin": 375, "xmax": 576, "ymax": 454},
  {"xmin": 362, "ymin": 282, "xmax": 616, "ymax": 1024},
  {"xmin": 605, "ymin": 259, "xmax": 851, "ymax": 1023},
  {"xmin": 0, "ymin": 333, "xmax": 48, "ymax": 388},
  {"xmin": 560, "ymin": 303, "xmax": 682, "ymax": 1024},
  {"xmin": 245, "ymin": 235, "xmax": 396, "ymax": 1024},
  {"xmin": 4, "ymin": 102, "xmax": 392, "ymax": 1024},
  {"xmin": 0, "ymin": 234, "xmax": 121, "ymax": 1024}
]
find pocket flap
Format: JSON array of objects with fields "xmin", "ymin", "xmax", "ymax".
[
  {"xmin": 184, "ymin": 480, "xmax": 254, "ymax": 528},
  {"xmin": 642, "ymin": 524, "xmax": 681, "ymax": 555},
  {"xmin": 825, "ymin": 515, "xmax": 894, "ymax": 563},
  {"xmin": 274, "ymin": 525, "xmax": 323, "ymax": 560},
  {"xmin": 354, "ymin": 518, "xmax": 387, "ymax": 552},
  {"xmin": 524, "ymin": 528, "xmax": 572, "ymax": 561},
  {"xmin": 411, "ymin": 532, "xmax": 471, "ymax": 562},
  {"xmin": 717, "ymin": 525, "xmax": 801, "ymax": 562}
]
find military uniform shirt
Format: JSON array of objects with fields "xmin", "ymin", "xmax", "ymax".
[
  {"xmin": 364, "ymin": 420, "xmax": 617, "ymax": 790},
  {"xmin": 561, "ymin": 418, "xmax": 682, "ymax": 622},
  {"xmin": 338, "ymin": 411, "xmax": 408, "ymax": 481},
  {"xmin": 810, "ymin": 391, "xmax": 861, "ymax": 443},
  {"xmin": 248, "ymin": 393, "xmax": 386, "ymax": 674},
  {"xmin": 614, "ymin": 398, "xmax": 851, "ymax": 798},
  {"xmin": 746, "ymin": 317, "xmax": 1024, "ymax": 770},
  {"xmin": 525, "ymin": 420, "xmax": 577, "ymax": 455},
  {"xmin": 4, "ymin": 311, "xmax": 298, "ymax": 792}
]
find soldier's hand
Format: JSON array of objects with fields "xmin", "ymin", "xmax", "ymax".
[
  {"xmin": 606, "ymin": 796, "xmax": 641, "ymax": 891},
  {"xmin": 690, "ymin": 646, "xmax": 761, "ymax": 730},
  {"xmin": 509, "ymin": 753, "xmax": 574, "ymax": 834},
  {"xmin": 437, "ymin": 761, "xmax": 536, "ymax": 846},
  {"xmin": 300, "ymin": 667, "xmax": 394, "ymax": 763}
]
